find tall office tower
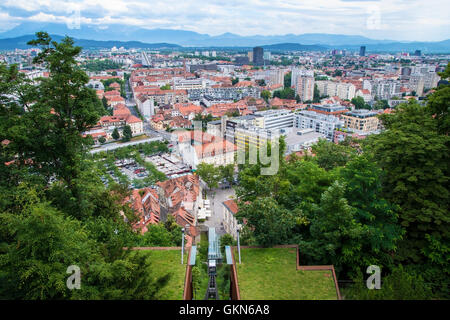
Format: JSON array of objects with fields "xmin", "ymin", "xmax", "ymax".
[
  {"xmin": 359, "ymin": 46, "xmax": 366, "ymax": 57},
  {"xmin": 253, "ymin": 47, "xmax": 264, "ymax": 66},
  {"xmin": 235, "ymin": 56, "xmax": 250, "ymax": 65},
  {"xmin": 295, "ymin": 75, "xmax": 315, "ymax": 102}
]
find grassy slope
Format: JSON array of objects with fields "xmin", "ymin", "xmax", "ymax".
[
  {"xmin": 134, "ymin": 249, "xmax": 187, "ymax": 300},
  {"xmin": 236, "ymin": 248, "xmax": 337, "ymax": 300}
]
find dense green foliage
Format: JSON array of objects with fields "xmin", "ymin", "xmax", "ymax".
[
  {"xmin": 122, "ymin": 125, "xmax": 132, "ymax": 142},
  {"xmin": 0, "ymin": 33, "xmax": 172, "ymax": 299},
  {"xmin": 236, "ymin": 70, "xmax": 450, "ymax": 299},
  {"xmin": 82, "ymin": 59, "xmax": 123, "ymax": 72},
  {"xmin": 284, "ymin": 71, "xmax": 291, "ymax": 88},
  {"xmin": 193, "ymin": 113, "xmax": 214, "ymax": 131},
  {"xmin": 273, "ymin": 87, "xmax": 295, "ymax": 100},
  {"xmin": 351, "ymin": 96, "xmax": 370, "ymax": 109},
  {"xmin": 196, "ymin": 163, "xmax": 221, "ymax": 190},
  {"xmin": 261, "ymin": 90, "xmax": 271, "ymax": 102}
]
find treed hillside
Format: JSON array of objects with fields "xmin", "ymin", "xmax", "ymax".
[
  {"xmin": 235, "ymin": 65, "xmax": 450, "ymax": 299},
  {"xmin": 0, "ymin": 32, "xmax": 182, "ymax": 299}
]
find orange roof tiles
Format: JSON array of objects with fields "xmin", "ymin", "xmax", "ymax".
[
  {"xmin": 223, "ymin": 199, "xmax": 238, "ymax": 215},
  {"xmin": 194, "ymin": 139, "xmax": 237, "ymax": 159}
]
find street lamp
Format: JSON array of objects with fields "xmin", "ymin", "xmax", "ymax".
[
  {"xmin": 237, "ymin": 225, "xmax": 241, "ymax": 264},
  {"xmin": 181, "ymin": 227, "xmax": 185, "ymax": 264},
  {"xmin": 181, "ymin": 224, "xmax": 190, "ymax": 264}
]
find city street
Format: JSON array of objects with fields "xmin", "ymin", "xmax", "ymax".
[
  {"xmin": 125, "ymin": 79, "xmax": 174, "ymax": 141},
  {"xmin": 90, "ymin": 136, "xmax": 163, "ymax": 153},
  {"xmin": 204, "ymin": 187, "xmax": 236, "ymax": 236}
]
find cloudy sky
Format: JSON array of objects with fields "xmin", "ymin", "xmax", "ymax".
[{"xmin": 0, "ymin": 0, "xmax": 449, "ymax": 41}]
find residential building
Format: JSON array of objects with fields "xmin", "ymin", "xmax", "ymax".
[
  {"xmin": 234, "ymin": 126, "xmax": 277, "ymax": 150},
  {"xmin": 294, "ymin": 110, "xmax": 343, "ymax": 140},
  {"xmin": 282, "ymin": 128, "xmax": 325, "ymax": 154},
  {"xmin": 222, "ymin": 200, "xmax": 239, "ymax": 239},
  {"xmin": 355, "ymin": 89, "xmax": 373, "ymax": 103},
  {"xmin": 188, "ymin": 87, "xmax": 260, "ymax": 101},
  {"xmin": 136, "ymin": 94, "xmax": 155, "ymax": 118},
  {"xmin": 156, "ymin": 174, "xmax": 201, "ymax": 231},
  {"xmin": 291, "ymin": 68, "xmax": 314, "ymax": 89},
  {"xmin": 316, "ymin": 81, "xmax": 355, "ymax": 100},
  {"xmin": 341, "ymin": 109, "xmax": 380, "ymax": 132},
  {"xmin": 308, "ymin": 104, "xmax": 349, "ymax": 117},
  {"xmin": 253, "ymin": 109, "xmax": 294, "ymax": 131},
  {"xmin": 295, "ymin": 75, "xmax": 315, "ymax": 102}
]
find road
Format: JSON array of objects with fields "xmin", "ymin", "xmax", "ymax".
[
  {"xmin": 125, "ymin": 77, "xmax": 173, "ymax": 141},
  {"xmin": 90, "ymin": 136, "xmax": 163, "ymax": 154},
  {"xmin": 204, "ymin": 187, "xmax": 236, "ymax": 236}
]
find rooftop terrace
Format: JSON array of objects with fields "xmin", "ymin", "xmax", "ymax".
[{"xmin": 235, "ymin": 247, "xmax": 338, "ymax": 300}]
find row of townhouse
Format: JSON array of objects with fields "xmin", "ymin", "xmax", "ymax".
[{"xmin": 126, "ymin": 174, "xmax": 202, "ymax": 246}]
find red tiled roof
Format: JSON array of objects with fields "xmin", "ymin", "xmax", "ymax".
[
  {"xmin": 223, "ymin": 199, "xmax": 238, "ymax": 215},
  {"xmin": 106, "ymin": 96, "xmax": 125, "ymax": 102},
  {"xmin": 194, "ymin": 139, "xmax": 237, "ymax": 159},
  {"xmin": 104, "ymin": 90, "xmax": 121, "ymax": 96},
  {"xmin": 126, "ymin": 115, "xmax": 142, "ymax": 124},
  {"xmin": 174, "ymin": 103, "xmax": 203, "ymax": 117}
]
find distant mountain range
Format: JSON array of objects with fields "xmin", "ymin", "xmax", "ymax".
[
  {"xmin": 0, "ymin": 34, "xmax": 181, "ymax": 50},
  {"xmin": 1, "ymin": 22, "xmax": 449, "ymax": 53}
]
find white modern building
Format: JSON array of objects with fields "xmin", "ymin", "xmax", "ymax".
[
  {"xmin": 253, "ymin": 109, "xmax": 294, "ymax": 131},
  {"xmin": 294, "ymin": 110, "xmax": 343, "ymax": 140},
  {"xmin": 281, "ymin": 128, "xmax": 325, "ymax": 154},
  {"xmin": 316, "ymin": 81, "xmax": 356, "ymax": 100}
]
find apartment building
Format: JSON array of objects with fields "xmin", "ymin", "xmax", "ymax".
[
  {"xmin": 282, "ymin": 128, "xmax": 325, "ymax": 154},
  {"xmin": 266, "ymin": 68, "xmax": 285, "ymax": 86},
  {"xmin": 149, "ymin": 89, "xmax": 189, "ymax": 106},
  {"xmin": 172, "ymin": 78, "xmax": 208, "ymax": 90},
  {"xmin": 224, "ymin": 115, "xmax": 258, "ymax": 144},
  {"xmin": 188, "ymin": 87, "xmax": 260, "ymax": 101},
  {"xmin": 136, "ymin": 94, "xmax": 155, "ymax": 118},
  {"xmin": 234, "ymin": 127, "xmax": 277, "ymax": 150},
  {"xmin": 308, "ymin": 104, "xmax": 349, "ymax": 117},
  {"xmin": 294, "ymin": 110, "xmax": 343, "ymax": 140},
  {"xmin": 253, "ymin": 109, "xmax": 294, "ymax": 131},
  {"xmin": 341, "ymin": 109, "xmax": 379, "ymax": 132},
  {"xmin": 355, "ymin": 89, "xmax": 373, "ymax": 103},
  {"xmin": 316, "ymin": 81, "xmax": 356, "ymax": 100},
  {"xmin": 291, "ymin": 68, "xmax": 314, "ymax": 88},
  {"xmin": 372, "ymin": 80, "xmax": 402, "ymax": 100},
  {"xmin": 295, "ymin": 75, "xmax": 314, "ymax": 102},
  {"xmin": 222, "ymin": 200, "xmax": 239, "ymax": 239}
]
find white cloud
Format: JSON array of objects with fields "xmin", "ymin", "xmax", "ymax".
[{"xmin": 0, "ymin": 0, "xmax": 448, "ymax": 41}]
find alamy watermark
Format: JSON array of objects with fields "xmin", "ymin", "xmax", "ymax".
[
  {"xmin": 66, "ymin": 265, "xmax": 81, "ymax": 290},
  {"xmin": 173, "ymin": 120, "xmax": 280, "ymax": 175},
  {"xmin": 366, "ymin": 265, "xmax": 381, "ymax": 289}
]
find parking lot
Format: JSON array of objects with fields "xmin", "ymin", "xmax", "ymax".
[{"xmin": 145, "ymin": 153, "xmax": 192, "ymax": 179}]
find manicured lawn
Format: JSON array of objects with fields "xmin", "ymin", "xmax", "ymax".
[
  {"xmin": 133, "ymin": 249, "xmax": 187, "ymax": 300},
  {"xmin": 235, "ymin": 248, "xmax": 338, "ymax": 300}
]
